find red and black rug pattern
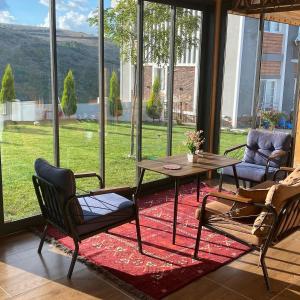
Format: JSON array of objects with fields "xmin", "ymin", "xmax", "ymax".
[{"xmin": 47, "ymin": 183, "xmax": 249, "ymax": 299}]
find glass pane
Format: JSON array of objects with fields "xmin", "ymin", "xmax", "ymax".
[
  {"xmin": 172, "ymin": 9, "xmax": 201, "ymax": 156},
  {"xmin": 142, "ymin": 2, "xmax": 170, "ymax": 182},
  {"xmin": 220, "ymin": 16, "xmax": 296, "ymax": 156},
  {"xmin": 57, "ymin": 0, "xmax": 103, "ymax": 191},
  {"xmin": 0, "ymin": 1, "xmax": 52, "ymax": 221},
  {"xmin": 103, "ymin": 0, "xmax": 136, "ymax": 187}
]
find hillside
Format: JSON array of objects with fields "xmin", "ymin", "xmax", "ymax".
[{"xmin": 0, "ymin": 24, "xmax": 120, "ymax": 103}]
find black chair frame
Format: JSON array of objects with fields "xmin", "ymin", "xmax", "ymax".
[
  {"xmin": 33, "ymin": 172, "xmax": 142, "ymax": 279},
  {"xmin": 219, "ymin": 143, "xmax": 291, "ymax": 190}
]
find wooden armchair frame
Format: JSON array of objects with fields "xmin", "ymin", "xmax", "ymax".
[{"xmin": 195, "ymin": 167, "xmax": 300, "ymax": 290}]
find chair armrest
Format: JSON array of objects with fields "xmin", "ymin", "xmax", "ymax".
[
  {"xmin": 268, "ymin": 150, "xmax": 287, "ymax": 160},
  {"xmin": 224, "ymin": 144, "xmax": 247, "ymax": 155},
  {"xmin": 75, "ymin": 172, "xmax": 98, "ymax": 178},
  {"xmin": 278, "ymin": 166, "xmax": 295, "ymax": 173},
  {"xmin": 90, "ymin": 186, "xmax": 132, "ymax": 196},
  {"xmin": 208, "ymin": 191, "xmax": 253, "ymax": 204},
  {"xmin": 273, "ymin": 166, "xmax": 295, "ymax": 181},
  {"xmin": 74, "ymin": 172, "xmax": 103, "ymax": 188}
]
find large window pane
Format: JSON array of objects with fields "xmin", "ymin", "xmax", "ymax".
[
  {"xmin": 0, "ymin": 1, "xmax": 52, "ymax": 221},
  {"xmin": 220, "ymin": 16, "xmax": 297, "ymax": 157},
  {"xmin": 57, "ymin": 1, "xmax": 104, "ymax": 190},
  {"xmin": 172, "ymin": 9, "xmax": 201, "ymax": 155}
]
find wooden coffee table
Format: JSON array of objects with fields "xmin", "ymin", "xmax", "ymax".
[{"xmin": 135, "ymin": 153, "xmax": 241, "ymax": 244}]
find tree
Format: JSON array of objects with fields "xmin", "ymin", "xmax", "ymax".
[
  {"xmin": 109, "ymin": 71, "xmax": 123, "ymax": 121},
  {"xmin": 146, "ymin": 77, "xmax": 162, "ymax": 122},
  {"xmin": 61, "ymin": 70, "xmax": 77, "ymax": 117},
  {"xmin": 88, "ymin": 0, "xmax": 200, "ymax": 155},
  {"xmin": 0, "ymin": 64, "xmax": 16, "ymax": 103}
]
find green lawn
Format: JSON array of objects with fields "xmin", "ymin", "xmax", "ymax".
[{"xmin": 1, "ymin": 121, "xmax": 247, "ymax": 221}]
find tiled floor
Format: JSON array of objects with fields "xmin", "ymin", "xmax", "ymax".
[{"xmin": 0, "ymin": 182, "xmax": 299, "ymax": 299}]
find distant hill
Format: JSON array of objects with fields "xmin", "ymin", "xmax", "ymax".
[{"xmin": 0, "ymin": 23, "xmax": 120, "ymax": 103}]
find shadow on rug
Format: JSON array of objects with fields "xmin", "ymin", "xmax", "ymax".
[{"xmin": 46, "ymin": 183, "xmax": 249, "ymax": 299}]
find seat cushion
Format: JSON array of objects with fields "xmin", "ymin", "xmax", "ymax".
[
  {"xmin": 208, "ymin": 215, "xmax": 263, "ymax": 246},
  {"xmin": 195, "ymin": 197, "xmax": 233, "ymax": 220},
  {"xmin": 243, "ymin": 129, "xmax": 291, "ymax": 167},
  {"xmin": 34, "ymin": 158, "xmax": 84, "ymax": 224},
  {"xmin": 223, "ymin": 162, "xmax": 278, "ymax": 182},
  {"xmin": 195, "ymin": 198, "xmax": 265, "ymax": 246},
  {"xmin": 76, "ymin": 193, "xmax": 135, "ymax": 236}
]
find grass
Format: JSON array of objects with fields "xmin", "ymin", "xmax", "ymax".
[{"xmin": 1, "ymin": 121, "xmax": 247, "ymax": 221}]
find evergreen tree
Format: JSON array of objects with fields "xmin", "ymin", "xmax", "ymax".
[
  {"xmin": 61, "ymin": 70, "xmax": 77, "ymax": 117},
  {"xmin": 146, "ymin": 77, "xmax": 162, "ymax": 122},
  {"xmin": 0, "ymin": 64, "xmax": 16, "ymax": 103},
  {"xmin": 109, "ymin": 71, "xmax": 123, "ymax": 121}
]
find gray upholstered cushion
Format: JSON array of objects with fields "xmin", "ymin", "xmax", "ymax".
[
  {"xmin": 243, "ymin": 129, "xmax": 291, "ymax": 167},
  {"xmin": 223, "ymin": 162, "xmax": 278, "ymax": 182},
  {"xmin": 76, "ymin": 193, "xmax": 134, "ymax": 236},
  {"xmin": 34, "ymin": 158, "xmax": 84, "ymax": 224}
]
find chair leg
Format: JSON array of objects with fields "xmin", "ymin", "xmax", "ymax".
[
  {"xmin": 67, "ymin": 240, "xmax": 79, "ymax": 279},
  {"xmin": 260, "ymin": 249, "xmax": 271, "ymax": 291},
  {"xmin": 218, "ymin": 172, "xmax": 223, "ymax": 192},
  {"xmin": 135, "ymin": 214, "xmax": 143, "ymax": 254},
  {"xmin": 38, "ymin": 224, "xmax": 48, "ymax": 254},
  {"xmin": 193, "ymin": 221, "xmax": 203, "ymax": 259}
]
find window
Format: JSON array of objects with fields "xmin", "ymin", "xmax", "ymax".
[
  {"xmin": 260, "ymin": 80, "xmax": 277, "ymax": 110},
  {"xmin": 264, "ymin": 21, "xmax": 281, "ymax": 33}
]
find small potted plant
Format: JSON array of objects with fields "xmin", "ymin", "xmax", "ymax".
[{"xmin": 184, "ymin": 130, "xmax": 205, "ymax": 163}]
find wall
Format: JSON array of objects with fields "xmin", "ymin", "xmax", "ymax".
[
  {"xmin": 237, "ymin": 17, "xmax": 258, "ymax": 122},
  {"xmin": 221, "ymin": 14, "xmax": 244, "ymax": 127}
]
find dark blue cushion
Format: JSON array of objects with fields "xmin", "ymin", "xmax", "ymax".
[
  {"xmin": 34, "ymin": 158, "xmax": 84, "ymax": 224},
  {"xmin": 244, "ymin": 130, "xmax": 291, "ymax": 167},
  {"xmin": 223, "ymin": 162, "xmax": 278, "ymax": 182},
  {"xmin": 76, "ymin": 193, "xmax": 134, "ymax": 236}
]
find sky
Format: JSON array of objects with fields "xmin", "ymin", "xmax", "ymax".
[{"xmin": 0, "ymin": 0, "xmax": 111, "ymax": 34}]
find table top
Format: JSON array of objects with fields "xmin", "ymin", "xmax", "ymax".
[{"xmin": 137, "ymin": 153, "xmax": 241, "ymax": 178}]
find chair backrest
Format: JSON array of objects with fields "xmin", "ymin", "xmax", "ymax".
[
  {"xmin": 274, "ymin": 194, "xmax": 300, "ymax": 242},
  {"xmin": 244, "ymin": 129, "xmax": 291, "ymax": 167},
  {"xmin": 33, "ymin": 158, "xmax": 77, "ymax": 231}
]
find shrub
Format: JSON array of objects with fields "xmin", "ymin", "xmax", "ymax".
[
  {"xmin": 61, "ymin": 70, "xmax": 77, "ymax": 117},
  {"xmin": 0, "ymin": 64, "xmax": 16, "ymax": 103},
  {"xmin": 146, "ymin": 77, "xmax": 162, "ymax": 121},
  {"xmin": 109, "ymin": 71, "xmax": 123, "ymax": 120}
]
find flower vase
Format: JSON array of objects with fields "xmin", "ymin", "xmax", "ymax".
[{"xmin": 187, "ymin": 153, "xmax": 198, "ymax": 163}]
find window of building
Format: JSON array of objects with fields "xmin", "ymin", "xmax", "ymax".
[
  {"xmin": 264, "ymin": 21, "xmax": 281, "ymax": 33},
  {"xmin": 260, "ymin": 79, "xmax": 277, "ymax": 110}
]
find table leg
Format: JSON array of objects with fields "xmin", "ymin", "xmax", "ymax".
[
  {"xmin": 197, "ymin": 174, "xmax": 200, "ymax": 202},
  {"xmin": 232, "ymin": 165, "xmax": 239, "ymax": 190},
  {"xmin": 135, "ymin": 168, "xmax": 145, "ymax": 198},
  {"xmin": 173, "ymin": 178, "xmax": 180, "ymax": 244}
]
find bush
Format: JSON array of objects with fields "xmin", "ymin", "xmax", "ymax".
[
  {"xmin": 0, "ymin": 64, "xmax": 16, "ymax": 103},
  {"xmin": 146, "ymin": 77, "xmax": 162, "ymax": 121},
  {"xmin": 109, "ymin": 71, "xmax": 123, "ymax": 120},
  {"xmin": 61, "ymin": 70, "xmax": 77, "ymax": 117}
]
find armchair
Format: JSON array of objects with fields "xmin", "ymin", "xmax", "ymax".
[
  {"xmin": 219, "ymin": 129, "xmax": 292, "ymax": 191},
  {"xmin": 32, "ymin": 158, "xmax": 142, "ymax": 279},
  {"xmin": 195, "ymin": 167, "xmax": 300, "ymax": 290}
]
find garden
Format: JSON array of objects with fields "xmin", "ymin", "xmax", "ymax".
[{"xmin": 1, "ymin": 120, "xmax": 247, "ymax": 221}]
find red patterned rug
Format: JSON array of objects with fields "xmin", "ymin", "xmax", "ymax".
[{"xmin": 47, "ymin": 183, "xmax": 249, "ymax": 299}]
